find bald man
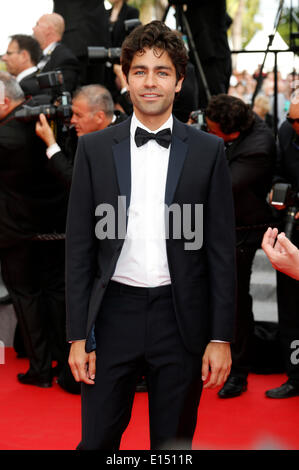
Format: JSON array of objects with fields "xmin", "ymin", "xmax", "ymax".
[
  {"xmin": 265, "ymin": 98, "xmax": 299, "ymax": 399},
  {"xmin": 33, "ymin": 13, "xmax": 80, "ymax": 93}
]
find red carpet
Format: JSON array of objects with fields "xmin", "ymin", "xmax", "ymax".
[{"xmin": 0, "ymin": 348, "xmax": 298, "ymax": 450}]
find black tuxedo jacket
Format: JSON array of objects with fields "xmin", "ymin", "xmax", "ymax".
[
  {"xmin": 41, "ymin": 43, "xmax": 80, "ymax": 93},
  {"xmin": 66, "ymin": 117, "xmax": 236, "ymax": 355}
]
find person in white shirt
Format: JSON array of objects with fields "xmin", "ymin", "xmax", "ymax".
[
  {"xmin": 66, "ymin": 21, "xmax": 236, "ymax": 450},
  {"xmin": 33, "ymin": 13, "xmax": 80, "ymax": 94},
  {"xmin": 2, "ymin": 34, "xmax": 41, "ymax": 98}
]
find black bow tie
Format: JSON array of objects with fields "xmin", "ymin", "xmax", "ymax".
[{"xmin": 135, "ymin": 127, "xmax": 172, "ymax": 149}]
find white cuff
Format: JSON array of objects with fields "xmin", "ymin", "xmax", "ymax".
[
  {"xmin": 211, "ymin": 340, "xmax": 229, "ymax": 343},
  {"xmin": 46, "ymin": 143, "xmax": 61, "ymax": 159}
]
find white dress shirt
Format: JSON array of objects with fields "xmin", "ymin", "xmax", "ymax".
[
  {"xmin": 16, "ymin": 66, "xmax": 38, "ymax": 83},
  {"xmin": 37, "ymin": 42, "xmax": 57, "ymax": 70},
  {"xmin": 112, "ymin": 113, "xmax": 173, "ymax": 287}
]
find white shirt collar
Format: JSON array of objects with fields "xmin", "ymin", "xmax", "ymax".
[
  {"xmin": 16, "ymin": 66, "xmax": 38, "ymax": 83},
  {"xmin": 43, "ymin": 42, "xmax": 58, "ymax": 56},
  {"xmin": 130, "ymin": 113, "xmax": 173, "ymax": 139}
]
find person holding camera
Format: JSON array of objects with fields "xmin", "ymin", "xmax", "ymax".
[
  {"xmin": 0, "ymin": 72, "xmax": 69, "ymax": 389},
  {"xmin": 265, "ymin": 99, "xmax": 299, "ymax": 398},
  {"xmin": 205, "ymin": 94, "xmax": 276, "ymax": 398},
  {"xmin": 35, "ymin": 84, "xmax": 127, "ymax": 189}
]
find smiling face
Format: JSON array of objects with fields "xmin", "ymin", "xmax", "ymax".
[{"xmin": 125, "ymin": 47, "xmax": 184, "ymax": 130}]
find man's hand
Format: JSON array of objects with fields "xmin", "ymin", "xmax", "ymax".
[
  {"xmin": 35, "ymin": 113, "xmax": 56, "ymax": 147},
  {"xmin": 201, "ymin": 342, "xmax": 232, "ymax": 389},
  {"xmin": 262, "ymin": 227, "xmax": 299, "ymax": 280},
  {"xmin": 68, "ymin": 340, "xmax": 96, "ymax": 385}
]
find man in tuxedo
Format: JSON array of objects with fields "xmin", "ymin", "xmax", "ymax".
[
  {"xmin": 33, "ymin": 13, "xmax": 80, "ymax": 94},
  {"xmin": 67, "ymin": 21, "xmax": 236, "ymax": 450},
  {"xmin": 2, "ymin": 34, "xmax": 42, "ymax": 98}
]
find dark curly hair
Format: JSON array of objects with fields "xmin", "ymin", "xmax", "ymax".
[
  {"xmin": 10, "ymin": 34, "xmax": 42, "ymax": 66},
  {"xmin": 205, "ymin": 94, "xmax": 254, "ymax": 134},
  {"xmin": 121, "ymin": 20, "xmax": 188, "ymax": 83}
]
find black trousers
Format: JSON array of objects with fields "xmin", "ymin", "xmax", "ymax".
[
  {"xmin": 230, "ymin": 245, "xmax": 257, "ymax": 378},
  {"xmin": 78, "ymin": 281, "xmax": 203, "ymax": 450},
  {"xmin": 276, "ymin": 228, "xmax": 299, "ymax": 384},
  {"xmin": 0, "ymin": 239, "xmax": 68, "ymax": 379}
]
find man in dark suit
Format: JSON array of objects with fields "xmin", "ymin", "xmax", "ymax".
[
  {"xmin": 33, "ymin": 13, "xmax": 80, "ymax": 94},
  {"xmin": 205, "ymin": 94, "xmax": 276, "ymax": 398},
  {"xmin": 0, "ymin": 71, "xmax": 69, "ymax": 388},
  {"xmin": 67, "ymin": 21, "xmax": 236, "ymax": 450},
  {"xmin": 2, "ymin": 34, "xmax": 42, "ymax": 98}
]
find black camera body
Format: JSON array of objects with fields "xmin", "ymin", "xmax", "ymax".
[
  {"xmin": 88, "ymin": 46, "xmax": 122, "ymax": 63},
  {"xmin": 189, "ymin": 109, "xmax": 207, "ymax": 132},
  {"xmin": 14, "ymin": 71, "xmax": 72, "ymax": 126},
  {"xmin": 271, "ymin": 182, "xmax": 299, "ymax": 240},
  {"xmin": 87, "ymin": 18, "xmax": 141, "ymax": 64}
]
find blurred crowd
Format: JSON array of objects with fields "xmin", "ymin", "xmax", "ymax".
[{"xmin": 229, "ymin": 67, "xmax": 299, "ymax": 129}]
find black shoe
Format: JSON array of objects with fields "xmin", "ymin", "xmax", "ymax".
[
  {"xmin": 17, "ymin": 372, "xmax": 52, "ymax": 388},
  {"xmin": 136, "ymin": 377, "xmax": 147, "ymax": 393},
  {"xmin": 218, "ymin": 376, "xmax": 247, "ymax": 398},
  {"xmin": 265, "ymin": 381, "xmax": 299, "ymax": 399}
]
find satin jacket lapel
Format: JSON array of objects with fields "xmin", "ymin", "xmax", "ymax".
[
  {"xmin": 165, "ymin": 117, "xmax": 188, "ymax": 206},
  {"xmin": 112, "ymin": 117, "xmax": 132, "ymax": 216}
]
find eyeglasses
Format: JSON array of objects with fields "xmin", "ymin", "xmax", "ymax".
[{"xmin": 287, "ymin": 115, "xmax": 299, "ymax": 124}]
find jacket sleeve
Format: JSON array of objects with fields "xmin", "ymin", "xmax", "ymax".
[
  {"xmin": 205, "ymin": 139, "xmax": 237, "ymax": 341},
  {"xmin": 65, "ymin": 136, "xmax": 97, "ymax": 341},
  {"xmin": 47, "ymin": 151, "xmax": 73, "ymax": 190}
]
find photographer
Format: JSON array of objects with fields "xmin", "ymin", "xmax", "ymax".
[
  {"xmin": 35, "ymin": 84, "xmax": 127, "ymax": 189},
  {"xmin": 0, "ymin": 72, "xmax": 70, "ymax": 389},
  {"xmin": 205, "ymin": 94, "xmax": 276, "ymax": 398},
  {"xmin": 265, "ymin": 99, "xmax": 299, "ymax": 399}
]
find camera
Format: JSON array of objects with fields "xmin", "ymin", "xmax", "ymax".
[
  {"xmin": 189, "ymin": 109, "xmax": 207, "ymax": 131},
  {"xmin": 88, "ymin": 46, "xmax": 122, "ymax": 63},
  {"xmin": 87, "ymin": 18, "xmax": 141, "ymax": 64},
  {"xmin": 14, "ymin": 71, "xmax": 72, "ymax": 125},
  {"xmin": 271, "ymin": 182, "xmax": 299, "ymax": 239}
]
